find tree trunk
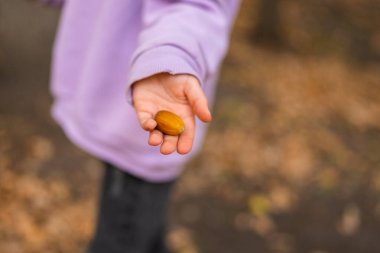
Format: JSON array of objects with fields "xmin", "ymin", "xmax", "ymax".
[{"xmin": 252, "ymin": 0, "xmax": 284, "ymax": 47}]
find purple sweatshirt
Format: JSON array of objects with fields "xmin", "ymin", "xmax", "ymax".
[{"xmin": 50, "ymin": 0, "xmax": 240, "ymax": 182}]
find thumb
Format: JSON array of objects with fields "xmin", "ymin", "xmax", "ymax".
[
  {"xmin": 136, "ymin": 111, "xmax": 157, "ymax": 131},
  {"xmin": 184, "ymin": 77, "xmax": 212, "ymax": 123}
]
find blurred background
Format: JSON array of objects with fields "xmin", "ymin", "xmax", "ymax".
[{"xmin": 1, "ymin": 0, "xmax": 380, "ymax": 252}]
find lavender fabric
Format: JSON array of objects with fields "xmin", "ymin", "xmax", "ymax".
[{"xmin": 50, "ymin": 0, "xmax": 240, "ymax": 182}]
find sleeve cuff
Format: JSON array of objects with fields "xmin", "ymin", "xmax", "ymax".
[{"xmin": 126, "ymin": 45, "xmax": 203, "ymax": 105}]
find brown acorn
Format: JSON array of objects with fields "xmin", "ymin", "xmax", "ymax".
[{"xmin": 154, "ymin": 110, "xmax": 185, "ymax": 136}]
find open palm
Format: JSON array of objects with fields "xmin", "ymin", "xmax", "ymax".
[{"xmin": 132, "ymin": 73, "xmax": 212, "ymax": 155}]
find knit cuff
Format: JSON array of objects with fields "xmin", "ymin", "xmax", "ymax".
[{"xmin": 126, "ymin": 45, "xmax": 203, "ymax": 105}]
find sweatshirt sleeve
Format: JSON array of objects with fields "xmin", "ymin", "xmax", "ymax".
[{"xmin": 126, "ymin": 0, "xmax": 241, "ymax": 103}]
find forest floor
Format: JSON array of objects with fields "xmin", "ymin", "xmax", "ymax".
[{"xmin": 1, "ymin": 1, "xmax": 380, "ymax": 253}]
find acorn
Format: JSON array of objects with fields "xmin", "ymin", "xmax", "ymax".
[{"xmin": 154, "ymin": 110, "xmax": 185, "ymax": 136}]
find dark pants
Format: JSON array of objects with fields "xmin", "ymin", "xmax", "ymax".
[{"xmin": 87, "ymin": 163, "xmax": 174, "ymax": 253}]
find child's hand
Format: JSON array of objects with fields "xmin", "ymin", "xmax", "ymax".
[{"xmin": 132, "ymin": 73, "xmax": 212, "ymax": 155}]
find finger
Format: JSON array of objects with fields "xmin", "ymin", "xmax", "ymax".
[
  {"xmin": 160, "ymin": 135, "xmax": 178, "ymax": 155},
  {"xmin": 177, "ymin": 116, "xmax": 195, "ymax": 155},
  {"xmin": 136, "ymin": 111, "xmax": 157, "ymax": 131},
  {"xmin": 148, "ymin": 130, "xmax": 163, "ymax": 146},
  {"xmin": 184, "ymin": 79, "xmax": 212, "ymax": 123}
]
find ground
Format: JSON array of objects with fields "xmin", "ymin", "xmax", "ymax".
[{"xmin": 1, "ymin": 0, "xmax": 380, "ymax": 253}]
